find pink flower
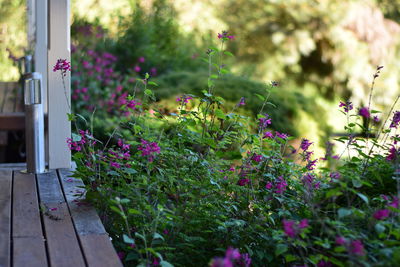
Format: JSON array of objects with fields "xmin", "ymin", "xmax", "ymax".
[
  {"xmin": 53, "ymin": 59, "xmax": 71, "ymax": 76},
  {"xmin": 217, "ymin": 31, "xmax": 235, "ymax": 40},
  {"xmin": 251, "ymin": 154, "xmax": 262, "ymax": 162},
  {"xmin": 134, "ymin": 66, "xmax": 141, "ymax": 72},
  {"xmin": 138, "ymin": 56, "xmax": 145, "ymax": 63},
  {"xmin": 373, "ymin": 209, "xmax": 390, "ymax": 220},
  {"xmin": 237, "ymin": 178, "xmax": 250, "ymax": 186},
  {"xmin": 335, "ymin": 236, "xmax": 346, "ymax": 246},
  {"xmin": 265, "ymin": 182, "xmax": 273, "ymax": 189},
  {"xmin": 110, "ymin": 162, "xmax": 121, "ymax": 168},
  {"xmin": 298, "ymin": 219, "xmax": 308, "ymax": 229},
  {"xmin": 138, "ymin": 139, "xmax": 161, "ymax": 162},
  {"xmin": 282, "ymin": 220, "xmax": 296, "ymax": 238},
  {"xmin": 349, "ymin": 240, "xmax": 365, "ymax": 256}
]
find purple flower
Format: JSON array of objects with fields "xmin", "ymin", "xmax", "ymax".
[
  {"xmin": 53, "ymin": 59, "xmax": 71, "ymax": 76},
  {"xmin": 110, "ymin": 161, "xmax": 121, "ymax": 168},
  {"xmin": 176, "ymin": 95, "xmax": 193, "ymax": 104},
  {"xmin": 275, "ymin": 176, "xmax": 287, "ymax": 194},
  {"xmin": 358, "ymin": 107, "xmax": 370, "ymax": 118},
  {"xmin": 300, "ymin": 138, "xmax": 313, "ymax": 151},
  {"xmin": 138, "ymin": 56, "xmax": 145, "ymax": 63},
  {"xmin": 339, "ymin": 101, "xmax": 353, "ymax": 112},
  {"xmin": 126, "ymin": 99, "xmax": 142, "ymax": 110},
  {"xmin": 259, "ymin": 114, "xmax": 272, "ymax": 129},
  {"xmin": 298, "ymin": 219, "xmax": 308, "ymax": 229},
  {"xmin": 275, "ymin": 131, "xmax": 289, "ymax": 139},
  {"xmin": 134, "ymin": 66, "xmax": 141, "ymax": 72},
  {"xmin": 373, "ymin": 115, "xmax": 379, "ymax": 123},
  {"xmin": 117, "ymin": 252, "xmax": 125, "ymax": 260},
  {"xmin": 150, "ymin": 67, "xmax": 157, "ymax": 76},
  {"xmin": 237, "ymin": 178, "xmax": 250, "ymax": 186},
  {"xmin": 349, "ymin": 240, "xmax": 365, "ymax": 256},
  {"xmin": 217, "ymin": 31, "xmax": 235, "ymax": 40},
  {"xmin": 386, "ymin": 146, "xmax": 398, "ymax": 161},
  {"xmin": 263, "ymin": 131, "xmax": 274, "ymax": 139},
  {"xmin": 251, "ymin": 154, "xmax": 262, "ymax": 162},
  {"xmin": 282, "ymin": 220, "xmax": 296, "ymax": 238},
  {"xmin": 390, "ymin": 111, "xmax": 400, "ymax": 128},
  {"xmin": 237, "ymin": 97, "xmax": 245, "ymax": 106},
  {"xmin": 138, "ymin": 139, "xmax": 161, "ymax": 162},
  {"xmin": 329, "ymin": 172, "xmax": 341, "ymax": 180},
  {"xmin": 373, "ymin": 209, "xmax": 390, "ymax": 220},
  {"xmin": 317, "ymin": 260, "xmax": 333, "ymax": 267},
  {"xmin": 388, "ymin": 197, "xmax": 399, "ymax": 209},
  {"xmin": 306, "ymin": 159, "xmax": 318, "ymax": 170}
]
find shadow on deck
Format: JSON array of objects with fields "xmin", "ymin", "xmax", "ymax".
[{"xmin": 0, "ymin": 164, "xmax": 122, "ymax": 267}]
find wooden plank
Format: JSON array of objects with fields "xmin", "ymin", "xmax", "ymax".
[
  {"xmin": 0, "ymin": 113, "xmax": 25, "ymax": 131},
  {"xmin": 12, "ymin": 172, "xmax": 43, "ymax": 238},
  {"xmin": 41, "ymin": 203, "xmax": 86, "ymax": 267},
  {"xmin": 58, "ymin": 169, "xmax": 106, "ymax": 235},
  {"xmin": 47, "ymin": 0, "xmax": 71, "ymax": 169},
  {"xmin": 37, "ymin": 170, "xmax": 64, "ymax": 204},
  {"xmin": 2, "ymin": 83, "xmax": 17, "ymax": 114},
  {"xmin": 37, "ymin": 169, "xmax": 86, "ymax": 267},
  {"xmin": 13, "ymin": 237, "xmax": 48, "ymax": 267},
  {"xmin": 0, "ymin": 170, "xmax": 12, "ymax": 267},
  {"xmin": 80, "ymin": 234, "xmax": 123, "ymax": 267}
]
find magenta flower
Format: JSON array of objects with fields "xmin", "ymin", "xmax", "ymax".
[
  {"xmin": 335, "ymin": 236, "xmax": 346, "ymax": 246},
  {"xmin": 53, "ymin": 59, "xmax": 71, "ymax": 76},
  {"xmin": 176, "ymin": 95, "xmax": 193, "ymax": 104},
  {"xmin": 137, "ymin": 139, "xmax": 161, "ymax": 162},
  {"xmin": 339, "ymin": 101, "xmax": 353, "ymax": 112},
  {"xmin": 217, "ymin": 31, "xmax": 235, "ymax": 40},
  {"xmin": 210, "ymin": 247, "xmax": 251, "ymax": 267},
  {"xmin": 265, "ymin": 182, "xmax": 273, "ymax": 189},
  {"xmin": 390, "ymin": 111, "xmax": 400, "ymax": 128},
  {"xmin": 110, "ymin": 161, "xmax": 121, "ymax": 168},
  {"xmin": 134, "ymin": 66, "xmax": 141, "ymax": 72},
  {"xmin": 282, "ymin": 220, "xmax": 297, "ymax": 238},
  {"xmin": 349, "ymin": 240, "xmax": 365, "ymax": 256},
  {"xmin": 388, "ymin": 197, "xmax": 399, "ymax": 209},
  {"xmin": 317, "ymin": 260, "xmax": 333, "ymax": 267},
  {"xmin": 386, "ymin": 146, "xmax": 398, "ymax": 161},
  {"xmin": 251, "ymin": 154, "xmax": 262, "ymax": 162},
  {"xmin": 358, "ymin": 107, "xmax": 370, "ymax": 118},
  {"xmin": 126, "ymin": 99, "xmax": 141, "ymax": 110},
  {"xmin": 329, "ymin": 172, "xmax": 341, "ymax": 180},
  {"xmin": 373, "ymin": 209, "xmax": 390, "ymax": 220},
  {"xmin": 373, "ymin": 115, "xmax": 379, "ymax": 123},
  {"xmin": 275, "ymin": 131, "xmax": 289, "ymax": 139},
  {"xmin": 275, "ymin": 176, "xmax": 287, "ymax": 194},
  {"xmin": 150, "ymin": 67, "xmax": 157, "ymax": 76},
  {"xmin": 298, "ymin": 219, "xmax": 308, "ymax": 229},
  {"xmin": 263, "ymin": 131, "xmax": 274, "ymax": 139},
  {"xmin": 138, "ymin": 56, "xmax": 145, "ymax": 63},
  {"xmin": 237, "ymin": 97, "xmax": 245, "ymax": 106},
  {"xmin": 237, "ymin": 178, "xmax": 250, "ymax": 186}
]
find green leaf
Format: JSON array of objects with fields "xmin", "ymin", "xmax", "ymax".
[
  {"xmin": 215, "ymin": 109, "xmax": 226, "ymax": 120},
  {"xmin": 144, "ymin": 89, "xmax": 153, "ymax": 96},
  {"xmin": 128, "ymin": 208, "xmax": 141, "ymax": 215},
  {"xmin": 375, "ymin": 223, "xmax": 386, "ymax": 234},
  {"xmin": 356, "ymin": 193, "xmax": 369, "ymax": 205},
  {"xmin": 255, "ymin": 94, "xmax": 265, "ymax": 101},
  {"xmin": 135, "ymin": 232, "xmax": 146, "ymax": 242},
  {"xmin": 123, "ymin": 234, "xmax": 135, "ymax": 244},
  {"xmin": 338, "ymin": 208, "xmax": 352, "ymax": 218},
  {"xmin": 147, "ymin": 81, "xmax": 158, "ymax": 86},
  {"xmin": 160, "ymin": 261, "xmax": 174, "ymax": 267},
  {"xmin": 275, "ymin": 244, "xmax": 288, "ymax": 256},
  {"xmin": 223, "ymin": 51, "xmax": 234, "ymax": 57},
  {"xmin": 72, "ymin": 133, "xmax": 82, "ymax": 142},
  {"xmin": 153, "ymin": 233, "xmax": 165, "ymax": 241}
]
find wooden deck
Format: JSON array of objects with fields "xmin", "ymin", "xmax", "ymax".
[{"xmin": 0, "ymin": 165, "xmax": 122, "ymax": 267}]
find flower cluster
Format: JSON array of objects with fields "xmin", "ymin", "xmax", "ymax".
[
  {"xmin": 265, "ymin": 176, "xmax": 288, "ymax": 194},
  {"xmin": 390, "ymin": 111, "xmax": 400, "ymax": 128},
  {"xmin": 217, "ymin": 31, "xmax": 235, "ymax": 40},
  {"xmin": 53, "ymin": 59, "xmax": 71, "ymax": 76},
  {"xmin": 108, "ymin": 139, "xmax": 132, "ymax": 168},
  {"xmin": 210, "ymin": 247, "xmax": 251, "ymax": 267},
  {"xmin": 335, "ymin": 237, "xmax": 365, "ymax": 256},
  {"xmin": 299, "ymin": 138, "xmax": 318, "ymax": 170},
  {"xmin": 176, "ymin": 95, "xmax": 193, "ymax": 104},
  {"xmin": 258, "ymin": 114, "xmax": 272, "ymax": 130},
  {"xmin": 339, "ymin": 101, "xmax": 353, "ymax": 113},
  {"xmin": 302, "ymin": 173, "xmax": 320, "ymax": 190},
  {"xmin": 66, "ymin": 130, "xmax": 95, "ymax": 152},
  {"xmin": 282, "ymin": 219, "xmax": 309, "ymax": 238},
  {"xmin": 137, "ymin": 139, "xmax": 161, "ymax": 162}
]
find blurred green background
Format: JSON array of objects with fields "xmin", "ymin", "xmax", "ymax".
[{"xmin": 2, "ymin": 0, "xmax": 400, "ymax": 156}]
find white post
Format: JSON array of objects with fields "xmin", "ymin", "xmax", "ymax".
[
  {"xmin": 47, "ymin": 0, "xmax": 71, "ymax": 169},
  {"xmin": 35, "ymin": 0, "xmax": 48, "ymax": 163}
]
